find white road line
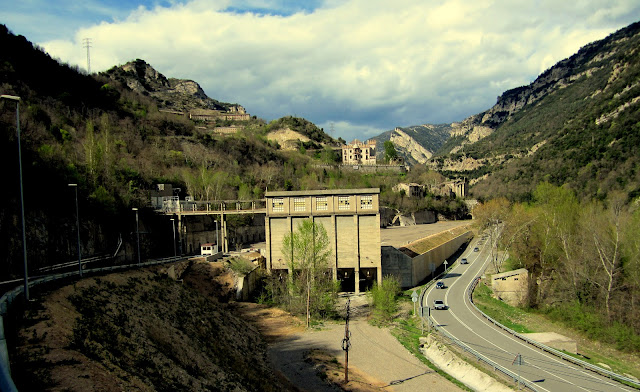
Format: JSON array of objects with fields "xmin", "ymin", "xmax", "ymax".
[
  {"xmin": 430, "ymin": 240, "xmax": 635, "ymax": 392},
  {"xmin": 458, "ymin": 250, "xmax": 636, "ymax": 391},
  {"xmin": 430, "ymin": 244, "xmax": 580, "ymax": 392}
]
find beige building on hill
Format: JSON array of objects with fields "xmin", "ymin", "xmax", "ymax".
[
  {"xmin": 265, "ymin": 189, "xmax": 381, "ymax": 293},
  {"xmin": 189, "ymin": 105, "xmax": 250, "ymax": 122},
  {"xmin": 341, "ymin": 139, "xmax": 377, "ymax": 165}
]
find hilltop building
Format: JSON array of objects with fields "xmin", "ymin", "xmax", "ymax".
[
  {"xmin": 189, "ymin": 105, "xmax": 250, "ymax": 122},
  {"xmin": 265, "ymin": 189, "xmax": 381, "ymax": 293},
  {"xmin": 341, "ymin": 139, "xmax": 377, "ymax": 165}
]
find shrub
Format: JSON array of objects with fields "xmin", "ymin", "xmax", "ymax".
[{"xmin": 369, "ymin": 275, "xmax": 401, "ymax": 323}]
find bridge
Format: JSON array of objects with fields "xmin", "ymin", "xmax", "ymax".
[{"xmin": 157, "ymin": 198, "xmax": 267, "ymax": 253}]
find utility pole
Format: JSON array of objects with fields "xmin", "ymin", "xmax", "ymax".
[
  {"xmin": 341, "ymin": 296, "xmax": 351, "ymax": 384},
  {"xmin": 82, "ymin": 38, "xmax": 92, "ymax": 74}
]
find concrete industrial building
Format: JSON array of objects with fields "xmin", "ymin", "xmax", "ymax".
[{"xmin": 264, "ymin": 188, "xmax": 381, "ymax": 293}]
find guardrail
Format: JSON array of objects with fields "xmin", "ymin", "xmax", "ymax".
[
  {"xmin": 0, "ymin": 255, "xmax": 186, "ymax": 392},
  {"xmin": 419, "ymin": 280, "xmax": 539, "ymax": 391},
  {"xmin": 466, "ymin": 277, "xmax": 640, "ymax": 389}
]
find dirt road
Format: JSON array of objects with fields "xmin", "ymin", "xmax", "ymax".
[{"xmin": 266, "ymin": 298, "xmax": 463, "ymax": 392}]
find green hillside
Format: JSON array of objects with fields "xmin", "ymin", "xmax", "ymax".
[
  {"xmin": 0, "ymin": 25, "xmax": 466, "ymax": 280},
  {"xmin": 434, "ymin": 21, "xmax": 640, "ymax": 202}
]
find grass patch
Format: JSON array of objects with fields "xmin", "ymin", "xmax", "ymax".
[
  {"xmin": 471, "ymin": 281, "xmax": 640, "ymax": 381},
  {"xmin": 471, "ymin": 281, "xmax": 534, "ymax": 334},
  {"xmin": 391, "ymin": 318, "xmax": 473, "ymax": 392}
]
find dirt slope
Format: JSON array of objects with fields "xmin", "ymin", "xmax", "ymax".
[{"xmin": 11, "ymin": 261, "xmax": 290, "ymax": 392}]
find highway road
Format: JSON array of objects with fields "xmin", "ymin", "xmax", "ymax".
[{"xmin": 423, "ymin": 237, "xmax": 635, "ymax": 392}]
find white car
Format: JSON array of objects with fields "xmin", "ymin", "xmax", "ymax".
[{"xmin": 434, "ymin": 300, "xmax": 446, "ymax": 310}]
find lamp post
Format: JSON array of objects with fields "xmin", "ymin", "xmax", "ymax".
[
  {"xmin": 215, "ymin": 219, "xmax": 219, "ymax": 253},
  {"xmin": 170, "ymin": 218, "xmax": 176, "ymax": 257},
  {"xmin": 132, "ymin": 208, "xmax": 140, "ymax": 264},
  {"xmin": 2, "ymin": 94, "xmax": 29, "ymax": 301},
  {"xmin": 68, "ymin": 184, "xmax": 82, "ymax": 277}
]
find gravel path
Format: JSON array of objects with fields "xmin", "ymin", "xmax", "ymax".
[{"xmin": 268, "ymin": 312, "xmax": 462, "ymax": 392}]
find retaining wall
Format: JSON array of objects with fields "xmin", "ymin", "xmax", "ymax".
[{"xmin": 382, "ymin": 230, "xmax": 472, "ymax": 288}]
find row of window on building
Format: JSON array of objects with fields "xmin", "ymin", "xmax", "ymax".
[{"xmin": 272, "ymin": 195, "xmax": 373, "ymax": 212}]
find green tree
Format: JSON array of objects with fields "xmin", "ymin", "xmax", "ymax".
[
  {"xmin": 383, "ymin": 140, "xmax": 397, "ymax": 163},
  {"xmin": 282, "ymin": 219, "xmax": 336, "ymax": 326},
  {"xmin": 369, "ymin": 275, "xmax": 400, "ymax": 323}
]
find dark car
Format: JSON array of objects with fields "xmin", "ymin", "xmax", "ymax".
[
  {"xmin": 435, "ymin": 281, "xmax": 446, "ymax": 289},
  {"xmin": 434, "ymin": 300, "xmax": 446, "ymax": 310},
  {"xmin": 460, "ymin": 258, "xmax": 468, "ymax": 264},
  {"xmin": 474, "ymin": 247, "xmax": 479, "ymax": 252}
]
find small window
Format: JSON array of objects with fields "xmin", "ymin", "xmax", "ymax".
[
  {"xmin": 338, "ymin": 196, "xmax": 350, "ymax": 210},
  {"xmin": 293, "ymin": 197, "xmax": 306, "ymax": 212},
  {"xmin": 272, "ymin": 198, "xmax": 284, "ymax": 212},
  {"xmin": 360, "ymin": 195, "xmax": 373, "ymax": 209},
  {"xmin": 316, "ymin": 196, "xmax": 328, "ymax": 211}
]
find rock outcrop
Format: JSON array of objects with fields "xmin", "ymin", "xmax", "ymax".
[{"xmin": 104, "ymin": 59, "xmax": 233, "ymax": 113}]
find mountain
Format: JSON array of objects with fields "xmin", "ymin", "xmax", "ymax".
[
  {"xmin": 372, "ymin": 124, "xmax": 451, "ymax": 165},
  {"xmin": 103, "ymin": 59, "xmax": 236, "ymax": 113},
  {"xmin": 429, "ymin": 21, "xmax": 640, "ymax": 202}
]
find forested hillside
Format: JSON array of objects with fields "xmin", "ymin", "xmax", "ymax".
[
  {"xmin": 432, "ymin": 21, "xmax": 640, "ymax": 203},
  {"xmin": 475, "ymin": 183, "xmax": 640, "ymax": 351},
  {"xmin": 0, "ymin": 25, "xmax": 464, "ymax": 280}
]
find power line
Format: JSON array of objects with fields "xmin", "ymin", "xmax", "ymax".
[{"xmin": 82, "ymin": 38, "xmax": 92, "ymax": 74}]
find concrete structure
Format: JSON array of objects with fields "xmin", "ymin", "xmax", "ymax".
[
  {"xmin": 341, "ymin": 139, "xmax": 377, "ymax": 165},
  {"xmin": 431, "ymin": 180, "xmax": 468, "ymax": 199},
  {"xmin": 150, "ymin": 183, "xmax": 176, "ymax": 210},
  {"xmin": 491, "ymin": 268, "xmax": 528, "ymax": 306},
  {"xmin": 381, "ymin": 226, "xmax": 472, "ymax": 288},
  {"xmin": 393, "ymin": 182, "xmax": 424, "ymax": 198},
  {"xmin": 189, "ymin": 105, "xmax": 250, "ymax": 122},
  {"xmin": 201, "ymin": 243, "xmax": 216, "ymax": 255},
  {"xmin": 265, "ymin": 188, "xmax": 381, "ymax": 293}
]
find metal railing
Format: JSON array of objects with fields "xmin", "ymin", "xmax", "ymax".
[
  {"xmin": 466, "ymin": 277, "xmax": 640, "ymax": 389},
  {"xmin": 160, "ymin": 198, "xmax": 266, "ymax": 214},
  {"xmin": 419, "ymin": 280, "xmax": 539, "ymax": 391},
  {"xmin": 0, "ymin": 255, "xmax": 185, "ymax": 392}
]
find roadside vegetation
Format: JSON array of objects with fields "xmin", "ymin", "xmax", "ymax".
[{"xmin": 473, "ymin": 182, "xmax": 640, "ymax": 379}]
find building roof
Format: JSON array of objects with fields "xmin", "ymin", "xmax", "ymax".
[{"xmin": 265, "ymin": 188, "xmax": 380, "ymax": 197}]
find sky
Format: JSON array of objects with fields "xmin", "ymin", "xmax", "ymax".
[{"xmin": 2, "ymin": 0, "xmax": 640, "ymax": 141}]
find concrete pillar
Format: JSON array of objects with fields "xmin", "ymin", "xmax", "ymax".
[{"xmin": 355, "ymin": 214, "xmax": 360, "ymax": 294}]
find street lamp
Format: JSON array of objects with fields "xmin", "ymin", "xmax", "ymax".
[
  {"xmin": 132, "ymin": 208, "xmax": 140, "ymax": 264},
  {"xmin": 68, "ymin": 184, "xmax": 82, "ymax": 277},
  {"xmin": 215, "ymin": 219, "xmax": 219, "ymax": 254},
  {"xmin": 170, "ymin": 218, "xmax": 176, "ymax": 257},
  {"xmin": 1, "ymin": 94, "xmax": 29, "ymax": 301}
]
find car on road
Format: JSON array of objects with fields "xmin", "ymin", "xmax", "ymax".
[
  {"xmin": 473, "ymin": 247, "xmax": 479, "ymax": 252},
  {"xmin": 460, "ymin": 258, "xmax": 468, "ymax": 264},
  {"xmin": 433, "ymin": 300, "xmax": 446, "ymax": 310},
  {"xmin": 435, "ymin": 281, "xmax": 446, "ymax": 289}
]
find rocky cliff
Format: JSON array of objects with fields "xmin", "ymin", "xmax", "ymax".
[
  {"xmin": 433, "ymin": 21, "xmax": 640, "ymax": 201},
  {"xmin": 373, "ymin": 124, "xmax": 451, "ymax": 166},
  {"xmin": 104, "ymin": 59, "xmax": 233, "ymax": 113}
]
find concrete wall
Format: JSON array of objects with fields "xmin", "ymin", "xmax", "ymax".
[
  {"xmin": 380, "ymin": 246, "xmax": 413, "ymax": 287},
  {"xmin": 381, "ymin": 230, "xmax": 473, "ymax": 288},
  {"xmin": 236, "ymin": 266, "xmax": 260, "ymax": 301}
]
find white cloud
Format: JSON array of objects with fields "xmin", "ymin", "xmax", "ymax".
[{"xmin": 15, "ymin": 0, "xmax": 639, "ymax": 140}]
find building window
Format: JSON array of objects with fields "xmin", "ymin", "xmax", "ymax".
[
  {"xmin": 293, "ymin": 197, "xmax": 306, "ymax": 212},
  {"xmin": 360, "ymin": 195, "xmax": 373, "ymax": 209},
  {"xmin": 338, "ymin": 196, "xmax": 350, "ymax": 210},
  {"xmin": 272, "ymin": 198, "xmax": 284, "ymax": 212},
  {"xmin": 316, "ymin": 197, "xmax": 328, "ymax": 211}
]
